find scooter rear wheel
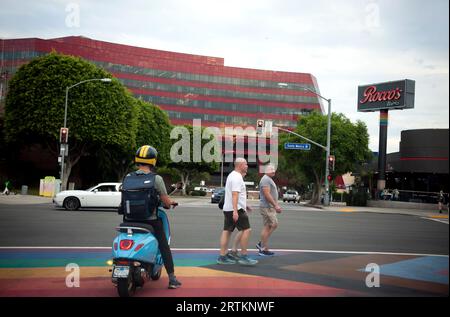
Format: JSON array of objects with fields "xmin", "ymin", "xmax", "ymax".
[
  {"xmin": 151, "ymin": 267, "xmax": 162, "ymax": 281},
  {"xmin": 117, "ymin": 273, "xmax": 136, "ymax": 297}
]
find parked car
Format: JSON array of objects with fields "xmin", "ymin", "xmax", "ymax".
[
  {"xmin": 283, "ymin": 190, "xmax": 301, "ymax": 203},
  {"xmin": 53, "ymin": 182, "xmax": 122, "ymax": 210},
  {"xmin": 194, "ymin": 186, "xmax": 208, "ymax": 192},
  {"xmin": 211, "ymin": 188, "xmax": 225, "ymax": 203}
]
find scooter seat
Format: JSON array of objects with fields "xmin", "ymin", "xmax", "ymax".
[{"xmin": 118, "ymin": 222, "xmax": 155, "ymax": 234}]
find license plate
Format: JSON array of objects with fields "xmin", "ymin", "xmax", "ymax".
[{"xmin": 113, "ymin": 266, "xmax": 130, "ymax": 278}]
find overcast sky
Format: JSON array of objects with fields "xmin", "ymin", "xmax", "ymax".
[{"xmin": 1, "ymin": 0, "xmax": 448, "ymax": 153}]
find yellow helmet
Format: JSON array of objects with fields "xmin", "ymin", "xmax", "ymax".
[{"xmin": 135, "ymin": 145, "xmax": 158, "ymax": 166}]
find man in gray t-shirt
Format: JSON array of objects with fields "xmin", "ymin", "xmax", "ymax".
[
  {"xmin": 260, "ymin": 174, "xmax": 279, "ymax": 209},
  {"xmin": 256, "ymin": 164, "xmax": 282, "ymax": 256}
]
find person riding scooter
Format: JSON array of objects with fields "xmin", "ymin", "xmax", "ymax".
[{"xmin": 118, "ymin": 145, "xmax": 181, "ymax": 289}]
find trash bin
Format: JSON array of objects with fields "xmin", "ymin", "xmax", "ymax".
[{"xmin": 21, "ymin": 185, "xmax": 28, "ymax": 195}]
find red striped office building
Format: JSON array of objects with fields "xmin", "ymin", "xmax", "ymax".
[
  {"xmin": 1, "ymin": 36, "xmax": 324, "ymax": 128},
  {"xmin": 1, "ymin": 36, "xmax": 325, "ymax": 185}
]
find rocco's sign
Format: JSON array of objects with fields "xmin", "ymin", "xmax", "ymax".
[{"xmin": 358, "ymin": 79, "xmax": 415, "ymax": 112}]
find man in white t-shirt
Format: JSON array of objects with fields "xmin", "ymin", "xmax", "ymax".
[{"xmin": 217, "ymin": 158, "xmax": 258, "ymax": 266}]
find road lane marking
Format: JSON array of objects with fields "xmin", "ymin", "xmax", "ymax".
[
  {"xmin": 421, "ymin": 217, "xmax": 449, "ymax": 225},
  {"xmin": 0, "ymin": 247, "xmax": 447, "ymax": 257}
]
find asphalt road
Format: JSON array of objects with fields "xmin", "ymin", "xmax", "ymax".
[{"xmin": 0, "ymin": 202, "xmax": 448, "ymax": 255}]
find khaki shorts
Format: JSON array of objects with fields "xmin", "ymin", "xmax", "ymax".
[{"xmin": 260, "ymin": 207, "xmax": 278, "ymax": 226}]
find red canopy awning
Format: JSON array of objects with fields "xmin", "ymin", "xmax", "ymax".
[{"xmin": 334, "ymin": 175, "xmax": 346, "ymax": 189}]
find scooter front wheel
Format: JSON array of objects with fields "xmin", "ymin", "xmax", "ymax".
[{"xmin": 117, "ymin": 273, "xmax": 136, "ymax": 297}]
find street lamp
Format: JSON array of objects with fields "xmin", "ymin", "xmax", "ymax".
[
  {"xmin": 60, "ymin": 78, "xmax": 112, "ymax": 190},
  {"xmin": 63, "ymin": 78, "xmax": 112, "ymax": 127},
  {"xmin": 277, "ymin": 83, "xmax": 332, "ymax": 206},
  {"xmin": 302, "ymin": 87, "xmax": 332, "ymax": 206}
]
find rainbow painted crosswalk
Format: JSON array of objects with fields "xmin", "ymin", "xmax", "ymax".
[{"xmin": 0, "ymin": 248, "xmax": 447, "ymax": 297}]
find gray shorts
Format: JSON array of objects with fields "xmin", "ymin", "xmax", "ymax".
[{"xmin": 223, "ymin": 209, "xmax": 251, "ymax": 232}]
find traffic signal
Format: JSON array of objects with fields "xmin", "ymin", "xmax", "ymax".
[
  {"xmin": 256, "ymin": 119, "xmax": 264, "ymax": 135},
  {"xmin": 257, "ymin": 120, "xmax": 264, "ymax": 128},
  {"xmin": 60, "ymin": 128, "xmax": 69, "ymax": 144},
  {"xmin": 327, "ymin": 174, "xmax": 333, "ymax": 182},
  {"xmin": 328, "ymin": 155, "xmax": 335, "ymax": 172}
]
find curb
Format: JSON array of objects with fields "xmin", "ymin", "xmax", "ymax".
[{"xmin": 302, "ymin": 204, "xmax": 324, "ymax": 210}]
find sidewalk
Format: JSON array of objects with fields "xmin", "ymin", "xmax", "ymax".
[
  {"xmin": 0, "ymin": 194, "xmax": 211, "ymax": 206},
  {"xmin": 0, "ymin": 194, "xmax": 53, "ymax": 205},
  {"xmin": 314, "ymin": 202, "xmax": 449, "ymax": 219}
]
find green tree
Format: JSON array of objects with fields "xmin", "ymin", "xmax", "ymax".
[
  {"xmin": 95, "ymin": 99, "xmax": 173, "ymax": 181},
  {"xmin": 280, "ymin": 112, "xmax": 372, "ymax": 205},
  {"xmin": 134, "ymin": 99, "xmax": 172, "ymax": 167},
  {"xmin": 168, "ymin": 125, "xmax": 220, "ymax": 195},
  {"xmin": 0, "ymin": 116, "xmax": 8, "ymax": 180},
  {"xmin": 275, "ymin": 156, "xmax": 309, "ymax": 190},
  {"xmin": 4, "ymin": 52, "xmax": 138, "ymax": 189}
]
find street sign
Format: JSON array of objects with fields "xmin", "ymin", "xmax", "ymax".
[
  {"xmin": 60, "ymin": 144, "xmax": 69, "ymax": 157},
  {"xmin": 284, "ymin": 143, "xmax": 311, "ymax": 150}
]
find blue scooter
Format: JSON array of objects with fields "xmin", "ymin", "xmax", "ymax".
[{"xmin": 111, "ymin": 203, "xmax": 176, "ymax": 297}]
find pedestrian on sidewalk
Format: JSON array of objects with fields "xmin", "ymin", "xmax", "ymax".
[
  {"xmin": 2, "ymin": 180, "xmax": 10, "ymax": 195},
  {"xmin": 382, "ymin": 188, "xmax": 390, "ymax": 200},
  {"xmin": 393, "ymin": 189, "xmax": 400, "ymax": 201},
  {"xmin": 256, "ymin": 164, "xmax": 282, "ymax": 256},
  {"xmin": 217, "ymin": 158, "xmax": 258, "ymax": 266},
  {"xmin": 438, "ymin": 190, "xmax": 446, "ymax": 214}
]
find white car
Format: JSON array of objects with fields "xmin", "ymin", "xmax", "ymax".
[
  {"xmin": 283, "ymin": 190, "xmax": 301, "ymax": 203},
  {"xmin": 53, "ymin": 183, "xmax": 122, "ymax": 210}
]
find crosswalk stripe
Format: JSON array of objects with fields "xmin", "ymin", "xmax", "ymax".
[{"xmin": 421, "ymin": 217, "xmax": 449, "ymax": 225}]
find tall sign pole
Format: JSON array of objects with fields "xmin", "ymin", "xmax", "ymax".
[{"xmin": 377, "ymin": 110, "xmax": 389, "ymax": 191}]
